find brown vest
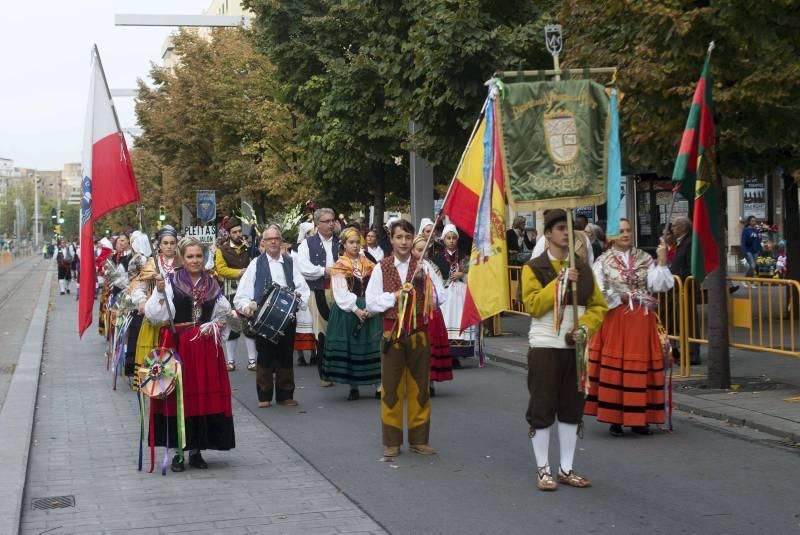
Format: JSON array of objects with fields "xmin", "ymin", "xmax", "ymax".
[
  {"xmin": 380, "ymin": 256, "xmax": 426, "ymax": 321},
  {"xmin": 527, "ymin": 251, "xmax": 594, "ymax": 306},
  {"xmin": 219, "ymin": 241, "xmax": 250, "ymax": 270}
]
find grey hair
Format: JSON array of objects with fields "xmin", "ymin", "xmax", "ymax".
[
  {"xmin": 313, "ymin": 208, "xmax": 335, "ymax": 225},
  {"xmin": 177, "ymin": 236, "xmax": 206, "ymax": 257},
  {"xmin": 262, "ymin": 223, "xmax": 283, "ymax": 237},
  {"xmin": 671, "ymin": 216, "xmax": 691, "ymax": 235}
]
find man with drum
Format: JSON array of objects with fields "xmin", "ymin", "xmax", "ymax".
[
  {"xmin": 297, "ymin": 207, "xmax": 340, "ymax": 385},
  {"xmin": 215, "ymin": 216, "xmax": 257, "ymax": 371},
  {"xmin": 235, "ymin": 225, "xmax": 310, "ymax": 408}
]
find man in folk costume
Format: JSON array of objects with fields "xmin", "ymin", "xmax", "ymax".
[
  {"xmin": 366, "ymin": 219, "xmax": 446, "ymax": 458},
  {"xmin": 522, "ymin": 209, "xmax": 607, "ymax": 491},
  {"xmin": 215, "ymin": 216, "xmax": 257, "ymax": 371},
  {"xmin": 55, "ymin": 238, "xmax": 76, "ymax": 295},
  {"xmin": 297, "ymin": 207, "xmax": 340, "ymax": 385},
  {"xmin": 235, "ymin": 225, "xmax": 311, "ymax": 408}
]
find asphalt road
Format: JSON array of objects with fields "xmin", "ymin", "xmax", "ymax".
[{"xmin": 228, "ymin": 353, "xmax": 800, "ymax": 535}]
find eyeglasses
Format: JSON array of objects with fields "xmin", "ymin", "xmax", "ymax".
[{"xmin": 318, "ymin": 219, "xmax": 334, "ymax": 224}]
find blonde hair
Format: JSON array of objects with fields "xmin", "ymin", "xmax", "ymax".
[
  {"xmin": 339, "ymin": 227, "xmax": 362, "ymax": 244},
  {"xmin": 178, "ymin": 236, "xmax": 206, "ymax": 257}
]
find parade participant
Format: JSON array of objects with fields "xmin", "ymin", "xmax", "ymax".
[
  {"xmin": 235, "ymin": 225, "xmax": 311, "ymax": 408},
  {"xmin": 366, "ymin": 219, "xmax": 446, "ymax": 458},
  {"xmin": 585, "ymin": 219, "xmax": 673, "ymax": 436},
  {"xmin": 292, "ymin": 221, "xmax": 317, "ymax": 366},
  {"xmin": 432, "ymin": 224, "xmax": 479, "ymax": 364},
  {"xmin": 146, "ymin": 237, "xmax": 235, "ymax": 471},
  {"xmin": 122, "ymin": 231, "xmax": 152, "ymax": 381},
  {"xmin": 320, "ymin": 227, "xmax": 381, "ymax": 400},
  {"xmin": 131, "ymin": 226, "xmax": 180, "ymax": 389},
  {"xmin": 55, "ymin": 238, "xmax": 75, "ymax": 295},
  {"xmin": 531, "ymin": 211, "xmax": 594, "ymax": 265},
  {"xmin": 506, "ymin": 215, "xmax": 535, "ymax": 264},
  {"xmin": 214, "ymin": 216, "xmax": 257, "ymax": 372},
  {"xmin": 412, "ymin": 234, "xmax": 452, "ymax": 394},
  {"xmin": 522, "ymin": 209, "xmax": 607, "ymax": 491},
  {"xmin": 297, "ymin": 208, "xmax": 340, "ymax": 386},
  {"xmin": 364, "ymin": 228, "xmax": 384, "ymax": 263}
]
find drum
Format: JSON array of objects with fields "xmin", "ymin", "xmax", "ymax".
[
  {"xmin": 249, "ymin": 283, "xmax": 300, "ymax": 344},
  {"xmin": 137, "ymin": 348, "xmax": 181, "ymax": 399}
]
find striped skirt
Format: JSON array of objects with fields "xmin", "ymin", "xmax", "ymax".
[{"xmin": 585, "ymin": 305, "xmax": 666, "ymax": 427}]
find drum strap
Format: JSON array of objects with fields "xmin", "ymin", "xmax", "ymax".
[{"xmin": 255, "ymin": 254, "xmax": 295, "ymax": 305}]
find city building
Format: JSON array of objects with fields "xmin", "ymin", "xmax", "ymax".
[
  {"xmin": 161, "ymin": 0, "xmax": 252, "ymax": 69},
  {"xmin": 62, "ymin": 162, "xmax": 82, "ymax": 205}
]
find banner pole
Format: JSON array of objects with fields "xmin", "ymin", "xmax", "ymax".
[{"xmin": 566, "ymin": 208, "xmax": 579, "ymax": 325}]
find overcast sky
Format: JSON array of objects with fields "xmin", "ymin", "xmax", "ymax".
[{"xmin": 0, "ymin": 0, "xmax": 210, "ymax": 170}]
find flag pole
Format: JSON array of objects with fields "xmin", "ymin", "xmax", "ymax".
[
  {"xmin": 439, "ymin": 98, "xmax": 489, "ymax": 210},
  {"xmin": 92, "ymin": 44, "xmax": 126, "ymax": 138}
]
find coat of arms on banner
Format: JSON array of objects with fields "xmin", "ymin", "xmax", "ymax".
[
  {"xmin": 196, "ymin": 190, "xmax": 216, "ymax": 224},
  {"xmin": 544, "ymin": 111, "xmax": 578, "ymax": 165}
]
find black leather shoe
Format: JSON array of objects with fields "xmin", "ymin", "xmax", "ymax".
[
  {"xmin": 189, "ymin": 452, "xmax": 208, "ymax": 469},
  {"xmin": 347, "ymin": 388, "xmax": 360, "ymax": 401},
  {"xmin": 430, "ymin": 385, "xmax": 436, "ymax": 397},
  {"xmin": 171, "ymin": 455, "xmax": 185, "ymax": 472},
  {"xmin": 632, "ymin": 425, "xmax": 654, "ymax": 436},
  {"xmin": 609, "ymin": 424, "xmax": 624, "ymax": 437}
]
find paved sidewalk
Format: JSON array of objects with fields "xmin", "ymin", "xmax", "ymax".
[
  {"xmin": 485, "ymin": 315, "xmax": 800, "ymax": 443},
  {"xmin": 20, "ymin": 286, "xmax": 385, "ymax": 535}
]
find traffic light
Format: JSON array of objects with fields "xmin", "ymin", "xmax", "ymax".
[
  {"xmin": 50, "ymin": 208, "xmax": 57, "ymax": 225},
  {"xmin": 159, "ymin": 206, "xmax": 166, "ymax": 222},
  {"xmin": 58, "ymin": 210, "xmax": 65, "ymax": 225}
]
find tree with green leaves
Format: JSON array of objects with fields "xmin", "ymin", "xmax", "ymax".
[
  {"xmin": 134, "ymin": 28, "xmax": 313, "ymax": 227},
  {"xmin": 561, "ymin": 0, "xmax": 800, "ymax": 387}
]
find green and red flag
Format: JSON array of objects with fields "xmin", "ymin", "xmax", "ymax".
[{"xmin": 672, "ymin": 44, "xmax": 721, "ymax": 285}]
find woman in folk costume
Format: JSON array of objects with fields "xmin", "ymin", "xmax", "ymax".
[
  {"xmin": 121, "ymin": 231, "xmax": 153, "ymax": 382},
  {"xmin": 432, "ymin": 224, "xmax": 477, "ymax": 363},
  {"xmin": 291, "ymin": 221, "xmax": 317, "ymax": 366},
  {"xmin": 366, "ymin": 219, "xmax": 446, "ymax": 458},
  {"xmin": 145, "ymin": 237, "xmax": 235, "ymax": 472},
  {"xmin": 585, "ymin": 219, "xmax": 673, "ymax": 436},
  {"xmin": 363, "ymin": 228, "xmax": 384, "ymax": 263},
  {"xmin": 131, "ymin": 226, "xmax": 180, "ymax": 389},
  {"xmin": 321, "ymin": 227, "xmax": 382, "ymax": 400},
  {"xmin": 412, "ymin": 234, "xmax": 452, "ymax": 395}
]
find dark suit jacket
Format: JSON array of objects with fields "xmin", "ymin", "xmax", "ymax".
[{"xmin": 670, "ymin": 233, "xmax": 692, "ymax": 281}]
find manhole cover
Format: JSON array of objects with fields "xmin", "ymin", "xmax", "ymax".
[{"xmin": 31, "ymin": 495, "xmax": 75, "ymax": 510}]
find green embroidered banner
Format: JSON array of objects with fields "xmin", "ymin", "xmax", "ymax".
[{"xmin": 497, "ymin": 79, "xmax": 610, "ymax": 210}]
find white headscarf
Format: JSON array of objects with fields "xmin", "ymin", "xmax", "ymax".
[
  {"xmin": 441, "ymin": 223, "xmax": 459, "ymax": 240},
  {"xmin": 130, "ymin": 230, "xmax": 152, "ymax": 257},
  {"xmin": 418, "ymin": 217, "xmax": 434, "ymax": 236},
  {"xmin": 297, "ymin": 221, "xmax": 314, "ymax": 244}
]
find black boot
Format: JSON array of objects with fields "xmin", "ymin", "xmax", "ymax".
[
  {"xmin": 430, "ymin": 385, "xmax": 436, "ymax": 397},
  {"xmin": 189, "ymin": 452, "xmax": 208, "ymax": 469},
  {"xmin": 347, "ymin": 388, "xmax": 360, "ymax": 401},
  {"xmin": 632, "ymin": 425, "xmax": 653, "ymax": 436},
  {"xmin": 297, "ymin": 353, "xmax": 308, "ymax": 366},
  {"xmin": 609, "ymin": 424, "xmax": 624, "ymax": 437},
  {"xmin": 170, "ymin": 454, "xmax": 185, "ymax": 472}
]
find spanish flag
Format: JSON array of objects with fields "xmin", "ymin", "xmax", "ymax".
[
  {"xmin": 441, "ymin": 119, "xmax": 485, "ymax": 236},
  {"xmin": 444, "ymin": 99, "xmax": 509, "ymax": 331}
]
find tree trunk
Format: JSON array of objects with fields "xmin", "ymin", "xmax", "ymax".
[
  {"xmin": 706, "ymin": 184, "xmax": 731, "ymax": 389},
  {"xmin": 254, "ymin": 190, "xmax": 267, "ymax": 231},
  {"xmin": 372, "ymin": 169, "xmax": 385, "ymax": 235},
  {"xmin": 783, "ymin": 172, "xmax": 800, "ymax": 283}
]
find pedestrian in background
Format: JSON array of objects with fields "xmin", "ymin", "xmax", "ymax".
[{"xmin": 740, "ymin": 215, "xmax": 762, "ymax": 281}]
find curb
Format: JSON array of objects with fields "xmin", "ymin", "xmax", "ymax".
[
  {"xmin": 485, "ymin": 348, "xmax": 800, "ymax": 443},
  {"xmin": 0, "ymin": 270, "xmax": 53, "ymax": 535}
]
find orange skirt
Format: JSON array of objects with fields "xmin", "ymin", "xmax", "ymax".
[
  {"xmin": 293, "ymin": 333, "xmax": 317, "ymax": 352},
  {"xmin": 585, "ymin": 305, "xmax": 665, "ymax": 426}
]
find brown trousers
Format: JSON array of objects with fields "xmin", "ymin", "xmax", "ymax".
[
  {"xmin": 526, "ymin": 347, "xmax": 585, "ymax": 430},
  {"xmin": 381, "ymin": 330, "xmax": 431, "ymax": 447},
  {"xmin": 255, "ymin": 324, "xmax": 296, "ymax": 403}
]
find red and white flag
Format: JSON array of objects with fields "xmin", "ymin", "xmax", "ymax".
[{"xmin": 78, "ymin": 46, "xmax": 140, "ymax": 337}]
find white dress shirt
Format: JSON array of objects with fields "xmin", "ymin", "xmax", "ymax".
[
  {"xmin": 297, "ymin": 235, "xmax": 335, "ymax": 281},
  {"xmin": 365, "ymin": 245, "xmax": 384, "ymax": 262},
  {"xmin": 234, "ymin": 253, "xmax": 310, "ymax": 313},
  {"xmin": 365, "ymin": 255, "xmax": 446, "ymax": 316}
]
